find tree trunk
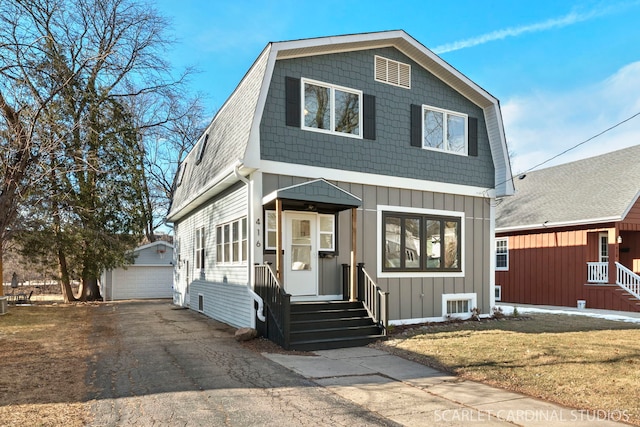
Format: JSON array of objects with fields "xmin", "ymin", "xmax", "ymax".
[
  {"xmin": 0, "ymin": 244, "xmax": 4, "ymax": 297},
  {"xmin": 82, "ymin": 276, "xmax": 102, "ymax": 301},
  {"xmin": 57, "ymin": 248, "xmax": 76, "ymax": 303}
]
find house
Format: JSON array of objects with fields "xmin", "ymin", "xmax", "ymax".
[
  {"xmin": 495, "ymin": 145, "xmax": 640, "ymax": 311},
  {"xmin": 100, "ymin": 241, "xmax": 174, "ymax": 301},
  {"xmin": 167, "ymin": 31, "xmax": 514, "ymax": 350}
]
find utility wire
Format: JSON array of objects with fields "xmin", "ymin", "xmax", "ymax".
[{"xmin": 502, "ymin": 110, "xmax": 640, "ymax": 188}]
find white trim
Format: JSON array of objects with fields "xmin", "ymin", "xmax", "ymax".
[
  {"xmin": 495, "ymin": 285, "xmax": 502, "ymax": 302},
  {"xmin": 421, "ymin": 104, "xmax": 469, "ymax": 156},
  {"xmin": 262, "ymin": 178, "xmax": 362, "ymax": 206},
  {"xmin": 621, "ymin": 190, "xmax": 640, "ymax": 221},
  {"xmin": 133, "ymin": 241, "xmax": 174, "ymax": 252},
  {"xmin": 301, "ymin": 77, "xmax": 363, "ymax": 139},
  {"xmin": 120, "ymin": 264, "xmax": 174, "ymax": 268},
  {"xmin": 496, "ymin": 216, "xmax": 622, "ymax": 233},
  {"xmin": 489, "ymin": 202, "xmax": 497, "ymax": 309},
  {"xmin": 495, "ymin": 237, "xmax": 509, "ymax": 271},
  {"xmin": 376, "ymin": 205, "xmax": 465, "ymax": 279},
  {"xmin": 442, "ymin": 292, "xmax": 477, "ymax": 318},
  {"xmin": 259, "ymin": 160, "xmax": 492, "ymax": 199}
]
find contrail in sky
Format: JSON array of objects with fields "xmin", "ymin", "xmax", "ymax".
[{"xmin": 432, "ymin": 5, "xmax": 622, "ymax": 54}]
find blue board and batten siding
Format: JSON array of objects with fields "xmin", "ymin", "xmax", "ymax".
[
  {"xmin": 260, "ymin": 47, "xmax": 494, "ymax": 187},
  {"xmin": 174, "ymin": 184, "xmax": 253, "ymax": 328}
]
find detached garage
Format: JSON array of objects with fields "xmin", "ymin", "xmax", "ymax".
[{"xmin": 101, "ymin": 241, "xmax": 174, "ymax": 301}]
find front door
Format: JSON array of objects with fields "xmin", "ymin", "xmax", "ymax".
[{"xmin": 284, "ymin": 212, "xmax": 318, "ymax": 297}]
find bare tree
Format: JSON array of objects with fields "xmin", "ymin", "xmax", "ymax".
[{"xmin": 1, "ymin": 0, "xmax": 193, "ymax": 301}]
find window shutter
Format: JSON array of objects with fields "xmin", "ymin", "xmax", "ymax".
[
  {"xmin": 410, "ymin": 104, "xmax": 422, "ymax": 147},
  {"xmin": 468, "ymin": 117, "xmax": 478, "ymax": 157},
  {"xmin": 285, "ymin": 77, "xmax": 300, "ymax": 127},
  {"xmin": 363, "ymin": 94, "xmax": 376, "ymax": 140}
]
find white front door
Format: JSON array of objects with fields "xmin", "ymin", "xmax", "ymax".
[{"xmin": 284, "ymin": 212, "xmax": 318, "ymax": 297}]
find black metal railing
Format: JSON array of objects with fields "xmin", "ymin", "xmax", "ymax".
[
  {"xmin": 342, "ymin": 263, "xmax": 389, "ymax": 335},
  {"xmin": 254, "ymin": 263, "xmax": 291, "ymax": 349}
]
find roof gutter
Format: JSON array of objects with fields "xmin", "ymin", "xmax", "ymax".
[{"xmin": 496, "ymin": 215, "xmax": 622, "ymax": 234}]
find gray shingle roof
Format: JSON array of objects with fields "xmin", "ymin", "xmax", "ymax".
[{"xmin": 496, "ymin": 144, "xmax": 640, "ymax": 231}]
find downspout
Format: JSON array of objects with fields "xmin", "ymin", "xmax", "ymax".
[{"xmin": 234, "ymin": 162, "xmax": 265, "ymax": 323}]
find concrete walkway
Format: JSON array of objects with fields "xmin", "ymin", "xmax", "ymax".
[{"xmin": 264, "ymin": 347, "xmax": 627, "ymax": 426}]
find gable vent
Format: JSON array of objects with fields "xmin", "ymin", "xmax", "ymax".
[{"xmin": 375, "ymin": 55, "xmax": 411, "ymax": 89}]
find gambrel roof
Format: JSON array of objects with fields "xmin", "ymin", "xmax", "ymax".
[
  {"xmin": 496, "ymin": 144, "xmax": 640, "ymax": 232},
  {"xmin": 168, "ymin": 30, "xmax": 514, "ymax": 222}
]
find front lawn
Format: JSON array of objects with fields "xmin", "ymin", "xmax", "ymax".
[{"xmin": 377, "ymin": 313, "xmax": 640, "ymax": 425}]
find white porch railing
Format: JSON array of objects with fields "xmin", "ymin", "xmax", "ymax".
[
  {"xmin": 616, "ymin": 262, "xmax": 640, "ymax": 300},
  {"xmin": 587, "ymin": 262, "xmax": 608, "ymax": 283}
]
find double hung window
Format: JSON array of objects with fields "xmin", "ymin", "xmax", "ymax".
[
  {"xmin": 495, "ymin": 238, "xmax": 508, "ymax": 270},
  {"xmin": 383, "ymin": 211, "xmax": 461, "ymax": 272},
  {"xmin": 195, "ymin": 227, "xmax": 205, "ymax": 269}
]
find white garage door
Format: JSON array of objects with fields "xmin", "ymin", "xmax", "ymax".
[{"xmin": 112, "ymin": 266, "xmax": 173, "ymax": 300}]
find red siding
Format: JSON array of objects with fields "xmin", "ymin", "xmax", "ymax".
[{"xmin": 495, "ymin": 225, "xmax": 640, "ymax": 311}]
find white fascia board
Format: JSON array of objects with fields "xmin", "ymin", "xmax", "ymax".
[
  {"xmin": 167, "ymin": 162, "xmax": 250, "ymax": 223},
  {"xmin": 259, "ymin": 160, "xmax": 493, "ymax": 199},
  {"xmin": 621, "ymin": 190, "xmax": 640, "ymax": 221},
  {"xmin": 245, "ymin": 46, "xmax": 274, "ymax": 169},
  {"xmin": 134, "ymin": 241, "xmax": 174, "ymax": 252},
  {"xmin": 496, "ymin": 216, "xmax": 622, "ymax": 234}
]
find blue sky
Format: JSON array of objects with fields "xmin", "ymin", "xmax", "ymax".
[{"xmin": 154, "ymin": 0, "xmax": 640, "ymax": 174}]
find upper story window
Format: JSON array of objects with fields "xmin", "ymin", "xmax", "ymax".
[
  {"xmin": 176, "ymin": 162, "xmax": 187, "ymax": 187},
  {"xmin": 382, "ymin": 210, "xmax": 462, "ymax": 273},
  {"xmin": 302, "ymin": 78, "xmax": 362, "ymax": 138},
  {"xmin": 423, "ymin": 105, "xmax": 467, "ymax": 155},
  {"xmin": 496, "ymin": 238, "xmax": 508, "ymax": 271},
  {"xmin": 374, "ymin": 55, "xmax": 411, "ymax": 89},
  {"xmin": 195, "ymin": 134, "xmax": 209, "ymax": 165},
  {"xmin": 411, "ymin": 105, "xmax": 478, "ymax": 157}
]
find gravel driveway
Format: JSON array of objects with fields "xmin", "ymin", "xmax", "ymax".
[{"xmin": 86, "ymin": 300, "xmax": 396, "ymax": 426}]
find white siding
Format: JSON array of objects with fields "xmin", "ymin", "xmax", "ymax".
[
  {"xmin": 173, "ymin": 184, "xmax": 251, "ymax": 321},
  {"xmin": 191, "ymin": 280, "xmax": 253, "ymax": 328}
]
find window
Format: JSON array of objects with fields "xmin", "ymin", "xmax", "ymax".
[
  {"xmin": 422, "ymin": 105, "xmax": 467, "ymax": 154},
  {"xmin": 383, "ymin": 211, "xmax": 461, "ymax": 272},
  {"xmin": 195, "ymin": 134, "xmax": 209, "ymax": 165},
  {"xmin": 176, "ymin": 162, "xmax": 187, "ymax": 187},
  {"xmin": 302, "ymin": 78, "xmax": 362, "ymax": 138},
  {"xmin": 496, "ymin": 238, "xmax": 508, "ymax": 271},
  {"xmin": 374, "ymin": 55, "xmax": 411, "ymax": 89},
  {"xmin": 319, "ymin": 214, "xmax": 335, "ymax": 251},
  {"xmin": 195, "ymin": 227, "xmax": 205, "ymax": 269},
  {"xmin": 443, "ymin": 293, "xmax": 476, "ymax": 318},
  {"xmin": 215, "ymin": 217, "xmax": 247, "ymax": 264},
  {"xmin": 265, "ymin": 211, "xmax": 277, "ymax": 250},
  {"xmin": 495, "ymin": 285, "xmax": 502, "ymax": 301},
  {"xmin": 264, "ymin": 211, "xmax": 335, "ymax": 252}
]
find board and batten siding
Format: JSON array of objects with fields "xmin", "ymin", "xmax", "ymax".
[
  {"xmin": 262, "ymin": 173, "xmax": 493, "ymax": 321},
  {"xmin": 174, "ymin": 183, "xmax": 252, "ymax": 327}
]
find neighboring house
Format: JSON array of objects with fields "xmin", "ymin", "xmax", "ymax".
[
  {"xmin": 495, "ymin": 145, "xmax": 640, "ymax": 312},
  {"xmin": 101, "ymin": 241, "xmax": 174, "ymax": 301},
  {"xmin": 167, "ymin": 31, "xmax": 514, "ymax": 350}
]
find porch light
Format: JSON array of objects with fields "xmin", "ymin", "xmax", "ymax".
[{"xmin": 618, "ymin": 235, "xmax": 623, "ymax": 244}]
